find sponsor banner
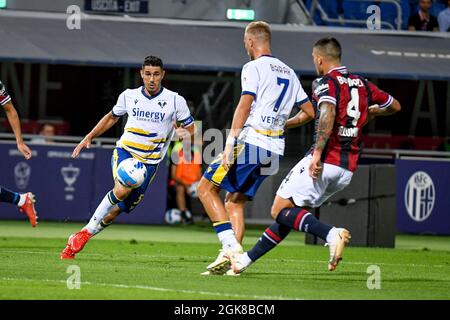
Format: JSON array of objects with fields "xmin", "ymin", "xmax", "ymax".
[
  {"xmin": 396, "ymin": 159, "xmax": 450, "ymax": 234},
  {"xmin": 0, "ymin": 144, "xmax": 167, "ymax": 224}
]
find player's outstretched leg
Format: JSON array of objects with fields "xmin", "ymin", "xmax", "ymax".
[
  {"xmin": 275, "ymin": 207, "xmax": 351, "ymax": 271},
  {"xmin": 0, "ymin": 186, "xmax": 38, "ymax": 227},
  {"xmin": 60, "ymin": 190, "xmax": 124, "ymax": 259},
  {"xmin": 229, "ymin": 222, "xmax": 291, "ymax": 274},
  {"xmin": 231, "ymin": 195, "xmax": 351, "ymax": 273}
]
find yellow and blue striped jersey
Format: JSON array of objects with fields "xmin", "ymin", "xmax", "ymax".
[{"xmin": 112, "ymin": 86, "xmax": 194, "ymax": 164}]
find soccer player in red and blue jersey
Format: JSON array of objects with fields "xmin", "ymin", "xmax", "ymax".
[
  {"xmin": 0, "ymin": 80, "xmax": 38, "ymax": 227},
  {"xmin": 229, "ymin": 37, "xmax": 401, "ymax": 273}
]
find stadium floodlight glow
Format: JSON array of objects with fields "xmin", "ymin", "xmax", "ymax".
[
  {"xmin": 0, "ymin": 0, "xmax": 6, "ymax": 9},
  {"xmin": 226, "ymin": 9, "xmax": 255, "ymax": 21}
]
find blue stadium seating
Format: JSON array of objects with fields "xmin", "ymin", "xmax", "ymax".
[{"xmin": 305, "ymin": 0, "xmax": 447, "ymax": 30}]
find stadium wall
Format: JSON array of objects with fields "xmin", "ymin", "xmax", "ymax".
[{"xmin": 4, "ymin": 0, "xmax": 292, "ymax": 23}]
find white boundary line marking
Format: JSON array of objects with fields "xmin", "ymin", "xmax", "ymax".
[{"xmin": 0, "ymin": 277, "xmax": 301, "ymax": 300}]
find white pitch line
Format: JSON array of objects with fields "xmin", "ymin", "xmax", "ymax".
[
  {"xmin": 1, "ymin": 250, "xmax": 449, "ymax": 269},
  {"xmin": 0, "ymin": 277, "xmax": 300, "ymax": 300}
]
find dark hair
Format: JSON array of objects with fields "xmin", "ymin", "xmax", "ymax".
[
  {"xmin": 142, "ymin": 56, "xmax": 163, "ymax": 69},
  {"xmin": 313, "ymin": 37, "xmax": 342, "ymax": 61}
]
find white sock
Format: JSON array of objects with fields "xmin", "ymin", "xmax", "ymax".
[
  {"xmin": 326, "ymin": 227, "xmax": 338, "ymax": 244},
  {"xmin": 90, "ymin": 220, "xmax": 112, "ymax": 236},
  {"xmin": 17, "ymin": 194, "xmax": 26, "ymax": 207},
  {"xmin": 217, "ymin": 229, "xmax": 240, "ymax": 251},
  {"xmin": 241, "ymin": 252, "xmax": 253, "ymax": 267},
  {"xmin": 85, "ymin": 192, "xmax": 118, "ymax": 234}
]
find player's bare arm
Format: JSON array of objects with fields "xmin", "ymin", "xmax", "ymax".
[
  {"xmin": 221, "ymin": 94, "xmax": 254, "ymax": 170},
  {"xmin": 2, "ymin": 101, "xmax": 32, "ymax": 160},
  {"xmin": 72, "ymin": 112, "xmax": 119, "ymax": 158},
  {"xmin": 285, "ymin": 100, "xmax": 315, "ymax": 129},
  {"xmin": 309, "ymin": 102, "xmax": 335, "ymax": 179}
]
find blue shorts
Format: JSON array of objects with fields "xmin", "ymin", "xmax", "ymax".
[
  {"xmin": 111, "ymin": 147, "xmax": 158, "ymax": 213},
  {"xmin": 203, "ymin": 142, "xmax": 281, "ymax": 200}
]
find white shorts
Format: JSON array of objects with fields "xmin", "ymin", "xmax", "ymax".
[{"xmin": 276, "ymin": 155, "xmax": 353, "ymax": 208}]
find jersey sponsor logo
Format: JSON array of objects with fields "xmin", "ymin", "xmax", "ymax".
[
  {"xmin": 0, "ymin": 83, "xmax": 8, "ymax": 98},
  {"xmin": 270, "ymin": 64, "xmax": 291, "ymax": 75},
  {"xmin": 0, "ymin": 80, "xmax": 6, "ymax": 95},
  {"xmin": 314, "ymin": 83, "xmax": 329, "ymax": 95},
  {"xmin": 404, "ymin": 171, "xmax": 435, "ymax": 222},
  {"xmin": 260, "ymin": 115, "xmax": 286, "ymax": 126},
  {"xmin": 336, "ymin": 76, "xmax": 364, "ymax": 87},
  {"xmin": 338, "ymin": 126, "xmax": 359, "ymax": 137},
  {"xmin": 132, "ymin": 108, "xmax": 166, "ymax": 122}
]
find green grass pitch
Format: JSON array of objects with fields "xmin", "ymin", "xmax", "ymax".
[{"xmin": 0, "ymin": 220, "xmax": 449, "ymax": 300}]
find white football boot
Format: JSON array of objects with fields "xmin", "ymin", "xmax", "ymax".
[
  {"xmin": 200, "ymin": 267, "xmax": 241, "ymax": 276},
  {"xmin": 327, "ymin": 228, "xmax": 351, "ymax": 271},
  {"xmin": 200, "ymin": 249, "xmax": 229, "ymax": 275},
  {"xmin": 205, "ymin": 244, "xmax": 243, "ymax": 275},
  {"xmin": 228, "ymin": 251, "xmax": 251, "ymax": 275}
]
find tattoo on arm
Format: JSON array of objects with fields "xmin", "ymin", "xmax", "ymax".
[{"xmin": 314, "ymin": 102, "xmax": 336, "ymax": 153}]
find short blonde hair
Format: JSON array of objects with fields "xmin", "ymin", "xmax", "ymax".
[{"xmin": 245, "ymin": 21, "xmax": 271, "ymax": 43}]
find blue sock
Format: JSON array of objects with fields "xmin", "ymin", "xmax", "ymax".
[
  {"xmin": 213, "ymin": 221, "xmax": 232, "ymax": 234},
  {"xmin": 247, "ymin": 223, "xmax": 291, "ymax": 262},
  {"xmin": 0, "ymin": 186, "xmax": 20, "ymax": 205},
  {"xmin": 276, "ymin": 207, "xmax": 332, "ymax": 241}
]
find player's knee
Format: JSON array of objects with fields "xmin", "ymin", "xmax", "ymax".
[
  {"xmin": 197, "ymin": 178, "xmax": 212, "ymax": 200},
  {"xmin": 225, "ymin": 201, "xmax": 239, "ymax": 217},
  {"xmin": 225, "ymin": 197, "xmax": 245, "ymax": 212},
  {"xmin": 270, "ymin": 205, "xmax": 281, "ymax": 220},
  {"xmin": 224, "ymin": 199, "xmax": 233, "ymax": 211},
  {"xmin": 113, "ymin": 182, "xmax": 132, "ymax": 200}
]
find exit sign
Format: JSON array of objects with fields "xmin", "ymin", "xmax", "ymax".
[{"xmin": 226, "ymin": 9, "xmax": 255, "ymax": 21}]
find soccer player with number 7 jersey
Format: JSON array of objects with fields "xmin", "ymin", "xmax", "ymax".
[
  {"xmin": 197, "ymin": 21, "xmax": 315, "ymax": 275},
  {"xmin": 229, "ymin": 37, "xmax": 402, "ymax": 274}
]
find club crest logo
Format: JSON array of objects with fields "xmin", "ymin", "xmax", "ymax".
[{"xmin": 404, "ymin": 171, "xmax": 435, "ymax": 222}]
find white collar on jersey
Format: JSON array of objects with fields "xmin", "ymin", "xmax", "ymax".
[{"xmin": 328, "ymin": 66, "xmax": 348, "ymax": 74}]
